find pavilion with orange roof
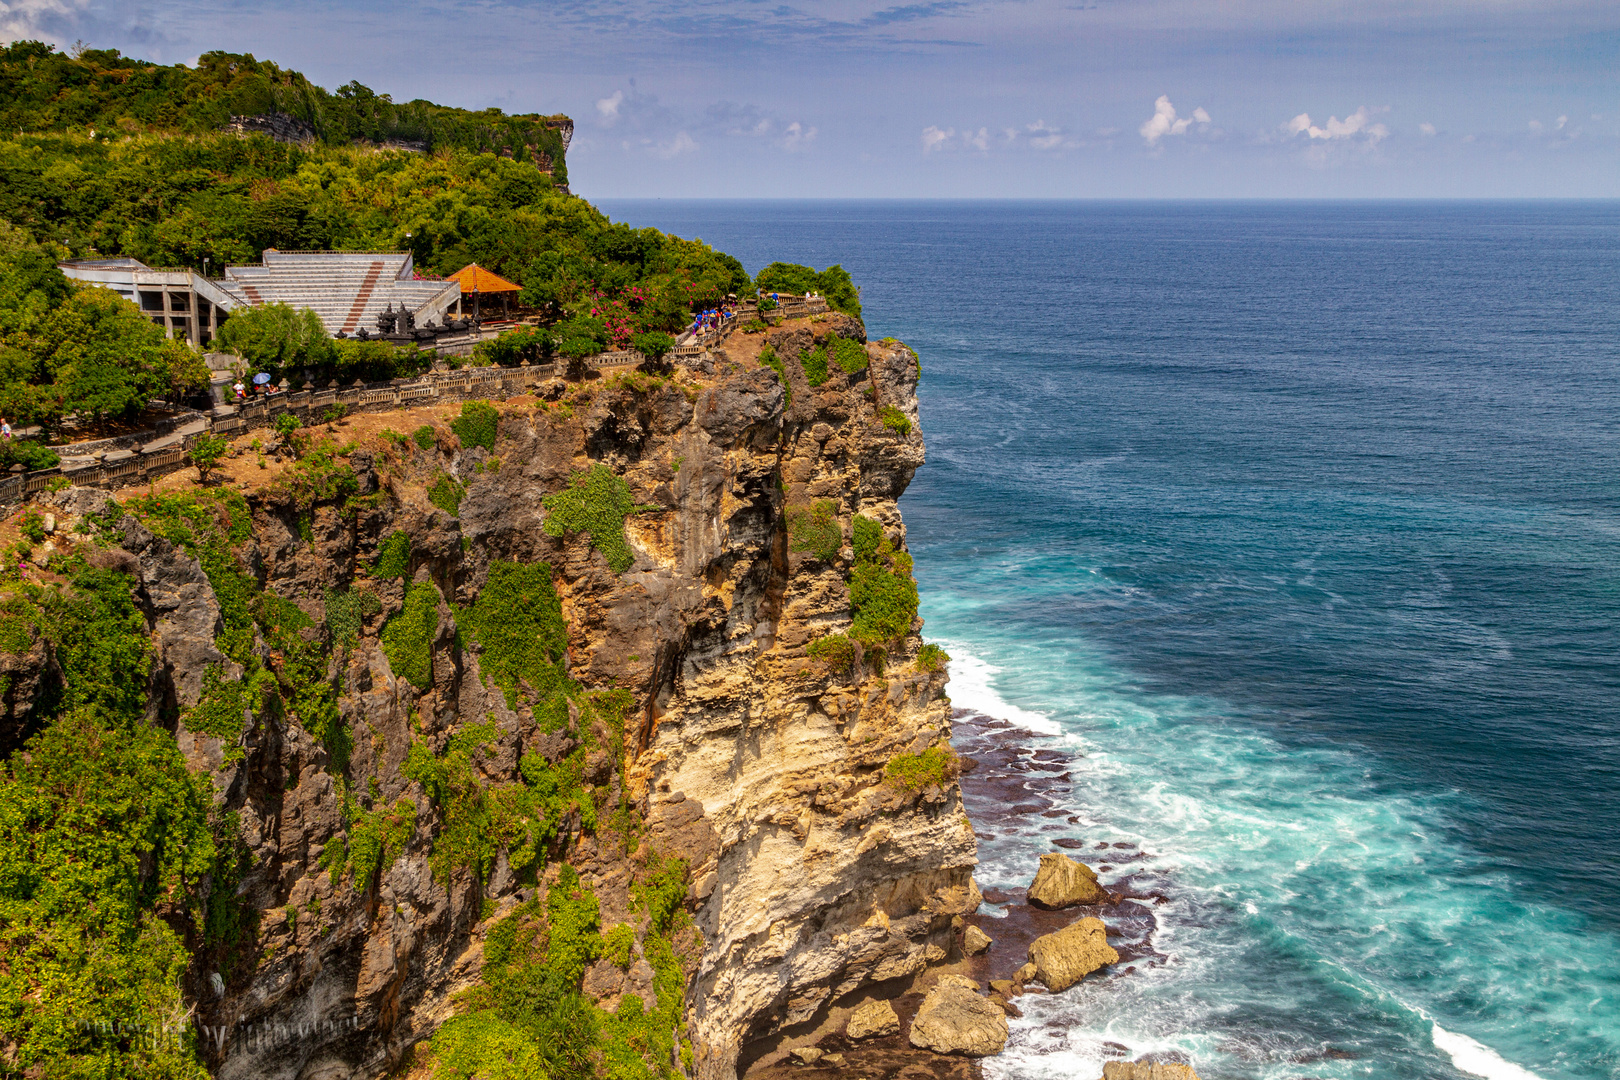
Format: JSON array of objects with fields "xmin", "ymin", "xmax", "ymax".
[{"xmin": 448, "ymin": 264, "xmax": 522, "ymax": 320}]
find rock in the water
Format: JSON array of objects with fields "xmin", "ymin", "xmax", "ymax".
[
  {"xmin": 908, "ymin": 977, "xmax": 1009, "ymax": 1057},
  {"xmin": 1028, "ymin": 916, "xmax": 1118, "ymax": 991},
  {"xmin": 1101, "ymin": 1061, "xmax": 1200, "ymax": 1080},
  {"xmin": 788, "ymin": 1047, "xmax": 824, "ymax": 1064},
  {"xmin": 963, "ymin": 925, "xmax": 993, "ymax": 955},
  {"xmin": 1027, "ymin": 851, "xmax": 1107, "ymax": 908},
  {"xmin": 822, "ymin": 1053, "xmax": 846, "ymax": 1067},
  {"xmin": 846, "ymin": 999, "xmax": 901, "ymax": 1040}
]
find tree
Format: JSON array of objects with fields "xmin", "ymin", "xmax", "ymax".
[
  {"xmin": 631, "ymin": 330, "xmax": 675, "ymax": 374},
  {"xmin": 188, "ymin": 432, "xmax": 228, "ymax": 482},
  {"xmin": 27, "ymin": 287, "xmax": 174, "ymax": 435},
  {"xmin": 214, "ymin": 302, "xmax": 334, "ymax": 382}
]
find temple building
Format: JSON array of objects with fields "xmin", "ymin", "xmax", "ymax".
[
  {"xmin": 57, "ymin": 249, "xmax": 462, "ymax": 345},
  {"xmin": 214, "ymin": 250, "xmax": 460, "ymax": 336}
]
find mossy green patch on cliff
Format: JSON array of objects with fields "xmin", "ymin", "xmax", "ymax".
[
  {"xmin": 382, "ymin": 580, "xmax": 441, "ymax": 690},
  {"xmin": 183, "ymin": 664, "xmax": 274, "ymax": 764},
  {"xmin": 878, "ymin": 405, "xmax": 912, "ymax": 435},
  {"xmin": 542, "ymin": 464, "xmax": 651, "ymax": 574},
  {"xmin": 127, "ymin": 490, "xmax": 355, "ymax": 771},
  {"xmin": 257, "ymin": 591, "xmax": 351, "ymax": 772},
  {"xmin": 420, "ymin": 860, "xmax": 694, "ymax": 1080},
  {"xmin": 916, "ymin": 642, "xmax": 950, "ymax": 672},
  {"xmin": 0, "ymin": 595, "xmax": 35, "ymax": 654},
  {"xmin": 372, "ymin": 530, "xmax": 412, "ymax": 578},
  {"xmin": 848, "ymin": 515, "xmax": 919, "ymax": 648},
  {"xmin": 323, "ymin": 586, "xmax": 379, "ymax": 658},
  {"xmin": 129, "ymin": 489, "xmax": 257, "ymax": 664},
  {"xmin": 830, "ymin": 334, "xmax": 868, "ymax": 375},
  {"xmin": 403, "ymin": 722, "xmax": 499, "ymax": 884},
  {"xmin": 457, "ymin": 560, "xmax": 568, "ymax": 712},
  {"xmin": 429, "ymin": 471, "xmax": 466, "ymax": 517},
  {"xmin": 787, "ymin": 499, "xmax": 841, "ymax": 562},
  {"xmin": 806, "ymin": 632, "xmax": 857, "ymax": 674},
  {"xmin": 450, "ymin": 401, "xmax": 500, "ymax": 452},
  {"xmin": 884, "ymin": 744, "xmax": 959, "ymax": 791},
  {"xmin": 800, "ymin": 342, "xmax": 830, "ymax": 387},
  {"xmin": 758, "ymin": 343, "xmax": 792, "ymax": 405},
  {"xmin": 321, "ymin": 796, "xmax": 418, "ymax": 891},
  {"xmin": 420, "ymin": 867, "xmax": 601, "ymax": 1080}
]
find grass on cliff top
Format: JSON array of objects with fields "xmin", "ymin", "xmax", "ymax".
[{"xmin": 543, "ymin": 464, "xmax": 655, "ymax": 574}]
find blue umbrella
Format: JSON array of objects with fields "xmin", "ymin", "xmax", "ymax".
[{"xmin": 253, "ymin": 372, "xmax": 272, "ymax": 385}]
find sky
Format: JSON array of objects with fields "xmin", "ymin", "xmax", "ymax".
[{"xmin": 3, "ymin": 0, "xmax": 1618, "ymax": 198}]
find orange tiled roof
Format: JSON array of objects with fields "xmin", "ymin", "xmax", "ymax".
[{"xmin": 448, "ymin": 263, "xmax": 522, "ymax": 293}]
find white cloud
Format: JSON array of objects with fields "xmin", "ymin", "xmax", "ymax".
[
  {"xmin": 779, "ymin": 121, "xmax": 817, "ymax": 151},
  {"xmin": 650, "ymin": 131, "xmax": 698, "ymax": 158},
  {"xmin": 1024, "ymin": 120, "xmax": 1064, "ymax": 150},
  {"xmin": 0, "ymin": 0, "xmax": 90, "ymax": 44},
  {"xmin": 1419, "ymin": 122, "xmax": 1437, "ymax": 136},
  {"xmin": 1556, "ymin": 115, "xmax": 1568, "ymax": 130},
  {"xmin": 920, "ymin": 125, "xmax": 989, "ymax": 152},
  {"xmin": 596, "ymin": 90, "xmax": 624, "ymax": 121},
  {"xmin": 1285, "ymin": 106, "xmax": 1388, "ymax": 144},
  {"xmin": 1140, "ymin": 95, "xmax": 1210, "ymax": 145}
]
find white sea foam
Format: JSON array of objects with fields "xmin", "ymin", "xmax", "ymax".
[
  {"xmin": 1431, "ymin": 1023, "xmax": 1548, "ymax": 1080},
  {"xmin": 942, "ymin": 646, "xmax": 1063, "ymax": 735}
]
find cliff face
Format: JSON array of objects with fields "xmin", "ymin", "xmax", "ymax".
[{"xmin": 18, "ymin": 314, "xmax": 976, "ymax": 1080}]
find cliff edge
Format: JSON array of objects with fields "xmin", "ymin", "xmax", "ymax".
[{"xmin": 0, "ymin": 311, "xmax": 978, "ymax": 1080}]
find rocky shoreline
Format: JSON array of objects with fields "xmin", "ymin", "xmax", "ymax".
[{"xmin": 736, "ymin": 708, "xmax": 1184, "ymax": 1079}]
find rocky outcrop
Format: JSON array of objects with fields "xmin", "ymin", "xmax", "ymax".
[
  {"xmin": 962, "ymin": 925, "xmax": 992, "ymax": 955},
  {"xmin": 907, "ymin": 975, "xmax": 1008, "ymax": 1057},
  {"xmin": 28, "ymin": 318, "xmax": 971, "ymax": 1080},
  {"xmin": 1027, "ymin": 850, "xmax": 1107, "ymax": 908},
  {"xmin": 1027, "ymin": 916, "xmax": 1118, "ymax": 992},
  {"xmin": 846, "ymin": 999, "xmax": 901, "ymax": 1040},
  {"xmin": 1102, "ymin": 1061, "xmax": 1201, "ymax": 1080}
]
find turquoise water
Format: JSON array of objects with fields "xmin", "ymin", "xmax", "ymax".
[{"xmin": 601, "ymin": 201, "xmax": 1620, "ymax": 1080}]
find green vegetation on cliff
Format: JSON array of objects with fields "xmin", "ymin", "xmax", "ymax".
[
  {"xmin": 884, "ymin": 744, "xmax": 959, "ymax": 792},
  {"xmin": 755, "ymin": 262, "xmax": 862, "ymax": 319},
  {"xmin": 421, "ymin": 858, "xmax": 695, "ymax": 1080},
  {"xmin": 456, "ymin": 560, "xmax": 569, "ymax": 711},
  {"xmin": 849, "ymin": 515, "xmax": 919, "ymax": 648},
  {"xmin": 786, "ymin": 498, "xmax": 841, "ymax": 562},
  {"xmin": 542, "ymin": 463, "xmax": 652, "ymax": 574}
]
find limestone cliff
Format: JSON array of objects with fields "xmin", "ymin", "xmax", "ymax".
[{"xmin": 7, "ymin": 312, "xmax": 977, "ymax": 1080}]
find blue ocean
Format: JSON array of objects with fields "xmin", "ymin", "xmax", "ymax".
[{"xmin": 600, "ymin": 200, "xmax": 1620, "ymax": 1080}]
